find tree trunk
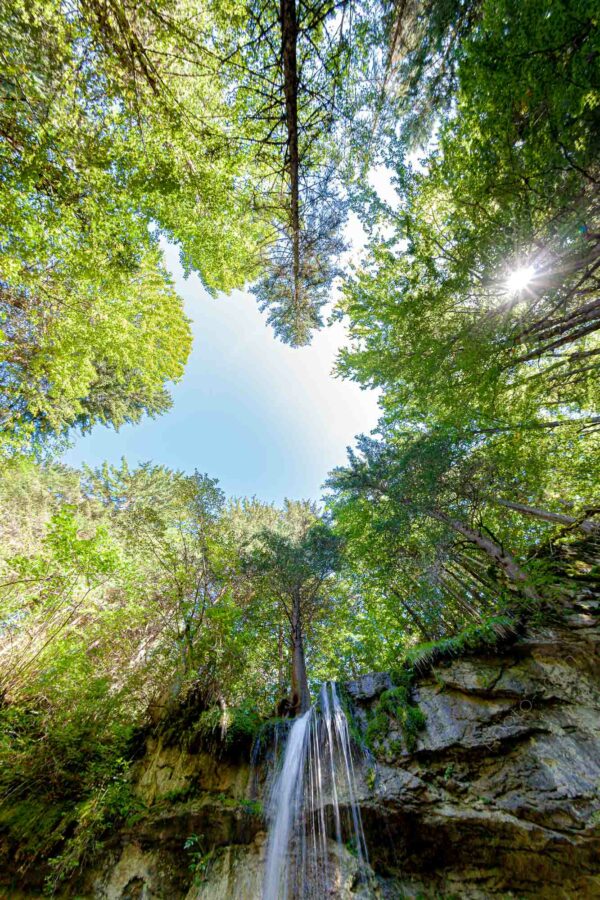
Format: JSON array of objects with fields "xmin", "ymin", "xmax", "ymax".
[
  {"xmin": 389, "ymin": 586, "xmax": 433, "ymax": 640},
  {"xmin": 427, "ymin": 508, "xmax": 540, "ymax": 600},
  {"xmin": 473, "ymin": 416, "xmax": 600, "ymax": 436},
  {"xmin": 520, "ymin": 295, "xmax": 600, "ymax": 342},
  {"xmin": 493, "ymin": 497, "xmax": 598, "ymax": 534},
  {"xmin": 290, "ymin": 586, "xmax": 310, "ymax": 714},
  {"xmin": 280, "ymin": 0, "xmax": 301, "ymax": 306},
  {"xmin": 441, "ymin": 569, "xmax": 483, "ymax": 619},
  {"xmin": 513, "ymin": 317, "xmax": 600, "ymax": 364},
  {"xmin": 180, "ymin": 617, "xmax": 194, "ymax": 675},
  {"xmin": 277, "ymin": 622, "xmax": 285, "ymax": 699},
  {"xmin": 454, "ymin": 556, "xmax": 497, "ymax": 608}
]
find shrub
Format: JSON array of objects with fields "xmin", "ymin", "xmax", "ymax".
[{"xmin": 365, "ymin": 671, "xmax": 426, "ymax": 755}]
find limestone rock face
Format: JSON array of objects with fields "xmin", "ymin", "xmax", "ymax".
[
  {"xmin": 352, "ymin": 602, "xmax": 600, "ymax": 898},
  {"xmin": 84, "ymin": 735, "xmax": 263, "ymax": 900},
  {"xmin": 135, "ymin": 736, "xmax": 251, "ymax": 807},
  {"xmin": 346, "ymin": 672, "xmax": 393, "ymax": 701},
  {"xmin": 84, "ymin": 597, "xmax": 600, "ymax": 898},
  {"xmin": 184, "ymin": 835, "xmax": 266, "ymax": 900},
  {"xmin": 182, "ymin": 835, "xmax": 393, "ymax": 900}
]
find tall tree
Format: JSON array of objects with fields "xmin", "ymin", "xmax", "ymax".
[
  {"xmin": 327, "ymin": 421, "xmax": 600, "ymax": 641},
  {"xmin": 242, "ymin": 501, "xmax": 342, "ymax": 714},
  {"xmin": 0, "ymin": 0, "xmax": 270, "ymax": 453},
  {"xmin": 220, "ymin": 0, "xmax": 394, "ymax": 344},
  {"xmin": 339, "ymin": 0, "xmax": 600, "ymax": 430}
]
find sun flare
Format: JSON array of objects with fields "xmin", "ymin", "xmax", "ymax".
[{"xmin": 506, "ymin": 265, "xmax": 535, "ymax": 294}]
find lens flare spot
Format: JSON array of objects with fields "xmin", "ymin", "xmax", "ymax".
[{"xmin": 506, "ymin": 265, "xmax": 535, "ymax": 294}]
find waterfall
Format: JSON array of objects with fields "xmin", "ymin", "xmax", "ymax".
[{"xmin": 263, "ymin": 683, "xmax": 369, "ymax": 899}]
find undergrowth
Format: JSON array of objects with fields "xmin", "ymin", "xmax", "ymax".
[
  {"xmin": 0, "ymin": 691, "xmax": 144, "ymax": 896},
  {"xmin": 183, "ymin": 703, "xmax": 262, "ymax": 754},
  {"xmin": 405, "ymin": 614, "xmax": 517, "ymax": 675},
  {"xmin": 365, "ymin": 670, "xmax": 426, "ymax": 755}
]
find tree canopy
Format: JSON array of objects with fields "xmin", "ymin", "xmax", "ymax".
[{"xmin": 0, "ymin": 0, "xmax": 599, "ymax": 890}]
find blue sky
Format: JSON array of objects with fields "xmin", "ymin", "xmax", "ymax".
[{"xmin": 63, "ymin": 239, "xmax": 381, "ymax": 504}]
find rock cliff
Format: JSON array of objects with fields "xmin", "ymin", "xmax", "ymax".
[
  {"xmin": 347, "ymin": 595, "xmax": 600, "ymax": 897},
  {"xmin": 78, "ymin": 587, "xmax": 600, "ymax": 899}
]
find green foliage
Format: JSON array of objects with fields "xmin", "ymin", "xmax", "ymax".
[
  {"xmin": 327, "ymin": 0, "xmax": 600, "ymax": 658},
  {"xmin": 0, "ymin": 0, "xmax": 277, "ymax": 453},
  {"xmin": 44, "ymin": 774, "xmax": 144, "ymax": 895},
  {"xmin": 1, "ymin": 2, "xmax": 599, "ymax": 888},
  {"xmin": 184, "ymin": 833, "xmax": 215, "ymax": 886},
  {"xmin": 364, "ymin": 708, "xmax": 391, "ymax": 748},
  {"xmin": 239, "ymin": 798, "xmax": 263, "ymax": 818},
  {"xmin": 187, "ymin": 703, "xmax": 263, "ymax": 753},
  {"xmin": 0, "ymin": 688, "xmax": 142, "ymax": 894},
  {"xmin": 365, "ymin": 672, "xmax": 426, "ymax": 755},
  {"xmin": 0, "ymin": 798, "xmax": 74, "ymax": 873},
  {"xmin": 341, "ymin": 0, "xmax": 600, "ymax": 425},
  {"xmin": 161, "ymin": 786, "xmax": 194, "ymax": 805},
  {"xmin": 225, "ymin": 1, "xmax": 386, "ymax": 346},
  {"xmin": 406, "ymin": 616, "xmax": 517, "ymax": 673},
  {"xmin": 365, "ymin": 766, "xmax": 377, "ymax": 791}
]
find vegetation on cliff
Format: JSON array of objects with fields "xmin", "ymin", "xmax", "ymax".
[{"xmin": 0, "ymin": 0, "xmax": 599, "ymax": 892}]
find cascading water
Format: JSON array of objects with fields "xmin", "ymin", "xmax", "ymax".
[{"xmin": 262, "ymin": 683, "xmax": 370, "ymax": 899}]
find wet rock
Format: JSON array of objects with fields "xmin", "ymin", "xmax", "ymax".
[
  {"xmin": 185, "ymin": 834, "xmax": 266, "ymax": 900},
  {"xmin": 135, "ymin": 737, "xmax": 250, "ymax": 806}
]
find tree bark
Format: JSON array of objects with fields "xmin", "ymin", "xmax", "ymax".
[
  {"xmin": 513, "ymin": 317, "xmax": 600, "ymax": 364},
  {"xmin": 280, "ymin": 0, "xmax": 301, "ymax": 306},
  {"xmin": 454, "ymin": 556, "xmax": 497, "ymax": 607},
  {"xmin": 290, "ymin": 586, "xmax": 310, "ymax": 714},
  {"xmin": 389, "ymin": 586, "xmax": 434, "ymax": 640},
  {"xmin": 472, "ymin": 416, "xmax": 600, "ymax": 436},
  {"xmin": 519, "ymin": 295, "xmax": 600, "ymax": 341},
  {"xmin": 493, "ymin": 497, "xmax": 598, "ymax": 534},
  {"xmin": 426, "ymin": 508, "xmax": 540, "ymax": 600},
  {"xmin": 277, "ymin": 622, "xmax": 285, "ymax": 699},
  {"xmin": 441, "ymin": 569, "xmax": 483, "ymax": 619}
]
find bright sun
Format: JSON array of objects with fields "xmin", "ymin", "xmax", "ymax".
[{"xmin": 506, "ymin": 265, "xmax": 535, "ymax": 294}]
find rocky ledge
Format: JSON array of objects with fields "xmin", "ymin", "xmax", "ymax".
[
  {"xmin": 79, "ymin": 593, "xmax": 600, "ymax": 899},
  {"xmin": 349, "ymin": 593, "xmax": 600, "ymax": 898}
]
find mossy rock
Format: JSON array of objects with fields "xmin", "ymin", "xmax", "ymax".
[{"xmin": 365, "ymin": 672, "xmax": 426, "ymax": 756}]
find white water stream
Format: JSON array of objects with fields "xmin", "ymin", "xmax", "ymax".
[{"xmin": 263, "ymin": 683, "xmax": 369, "ymax": 899}]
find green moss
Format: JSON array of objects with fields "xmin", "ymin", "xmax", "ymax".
[
  {"xmin": 388, "ymin": 737, "xmax": 403, "ymax": 756},
  {"xmin": 184, "ymin": 703, "xmax": 262, "ymax": 754},
  {"xmin": 162, "ymin": 785, "xmax": 194, "ymax": 804},
  {"xmin": 364, "ymin": 709, "xmax": 390, "ymax": 747},
  {"xmin": 238, "ymin": 797, "xmax": 263, "ymax": 817},
  {"xmin": 344, "ymin": 836, "xmax": 359, "ymax": 857},
  {"xmin": 365, "ymin": 766, "xmax": 376, "ymax": 791},
  {"xmin": 404, "ymin": 706, "xmax": 426, "ymax": 751},
  {"xmin": 365, "ymin": 671, "xmax": 426, "ymax": 755},
  {"xmin": 406, "ymin": 615, "xmax": 516, "ymax": 674}
]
